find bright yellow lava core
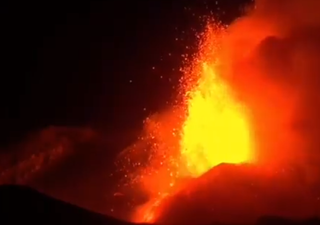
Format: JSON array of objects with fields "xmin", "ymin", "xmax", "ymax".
[
  {"xmin": 180, "ymin": 24, "xmax": 254, "ymax": 177},
  {"xmin": 181, "ymin": 62, "xmax": 253, "ymax": 176}
]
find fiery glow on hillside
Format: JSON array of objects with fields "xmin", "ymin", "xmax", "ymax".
[{"xmin": 116, "ymin": 22, "xmax": 255, "ymax": 223}]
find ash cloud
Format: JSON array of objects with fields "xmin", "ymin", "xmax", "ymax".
[{"xmin": 221, "ymin": 0, "xmax": 320, "ymax": 173}]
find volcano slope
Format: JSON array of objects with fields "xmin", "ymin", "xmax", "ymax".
[
  {"xmin": 0, "ymin": 185, "xmax": 133, "ymax": 225},
  {"xmin": 155, "ymin": 163, "xmax": 320, "ymax": 225},
  {"xmin": 0, "ymin": 184, "xmax": 320, "ymax": 225},
  {"xmin": 0, "ymin": 126, "xmax": 139, "ymax": 220}
]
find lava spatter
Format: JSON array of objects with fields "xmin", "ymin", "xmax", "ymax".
[{"xmin": 115, "ymin": 21, "xmax": 254, "ymax": 223}]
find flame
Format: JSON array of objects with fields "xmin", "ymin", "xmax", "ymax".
[{"xmin": 116, "ymin": 22, "xmax": 255, "ymax": 223}]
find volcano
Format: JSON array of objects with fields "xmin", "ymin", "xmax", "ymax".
[
  {"xmin": 155, "ymin": 163, "xmax": 320, "ymax": 224},
  {"xmin": 3, "ymin": 0, "xmax": 320, "ymax": 224}
]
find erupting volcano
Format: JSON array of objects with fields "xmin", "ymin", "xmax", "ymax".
[
  {"xmin": 115, "ymin": 22, "xmax": 255, "ymax": 223},
  {"xmin": 114, "ymin": 0, "xmax": 320, "ymax": 223},
  {"xmin": 3, "ymin": 0, "xmax": 320, "ymax": 225}
]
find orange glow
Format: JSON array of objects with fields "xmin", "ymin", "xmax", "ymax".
[
  {"xmin": 117, "ymin": 22, "xmax": 255, "ymax": 224},
  {"xmin": 180, "ymin": 25, "xmax": 254, "ymax": 176}
]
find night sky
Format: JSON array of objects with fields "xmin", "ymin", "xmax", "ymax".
[{"xmin": 0, "ymin": 0, "xmax": 248, "ymax": 148}]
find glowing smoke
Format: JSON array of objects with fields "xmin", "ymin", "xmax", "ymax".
[{"xmin": 218, "ymin": 0, "xmax": 320, "ymax": 172}]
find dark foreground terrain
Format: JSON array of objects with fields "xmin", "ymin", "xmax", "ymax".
[
  {"xmin": 0, "ymin": 185, "xmax": 131, "ymax": 225},
  {"xmin": 0, "ymin": 185, "xmax": 320, "ymax": 225}
]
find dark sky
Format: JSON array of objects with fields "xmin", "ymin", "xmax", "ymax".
[{"xmin": 0, "ymin": 0, "xmax": 248, "ymax": 147}]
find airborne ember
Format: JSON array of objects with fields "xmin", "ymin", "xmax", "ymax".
[
  {"xmin": 115, "ymin": 21, "xmax": 255, "ymax": 223},
  {"xmin": 115, "ymin": 0, "xmax": 320, "ymax": 223}
]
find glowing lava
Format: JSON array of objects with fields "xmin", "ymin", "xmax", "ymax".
[
  {"xmin": 180, "ymin": 25, "xmax": 254, "ymax": 177},
  {"xmin": 117, "ymin": 22, "xmax": 255, "ymax": 224}
]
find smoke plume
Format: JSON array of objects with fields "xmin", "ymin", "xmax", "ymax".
[{"xmin": 220, "ymin": 0, "xmax": 320, "ymax": 175}]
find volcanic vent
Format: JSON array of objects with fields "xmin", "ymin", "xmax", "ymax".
[
  {"xmin": 113, "ymin": 0, "xmax": 320, "ymax": 224},
  {"xmin": 115, "ymin": 22, "xmax": 255, "ymax": 224}
]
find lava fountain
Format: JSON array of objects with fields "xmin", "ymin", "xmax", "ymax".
[
  {"xmin": 179, "ymin": 24, "xmax": 254, "ymax": 177},
  {"xmin": 115, "ymin": 22, "xmax": 255, "ymax": 223}
]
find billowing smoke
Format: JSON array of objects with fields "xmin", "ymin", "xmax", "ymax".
[{"xmin": 220, "ymin": 0, "xmax": 320, "ymax": 177}]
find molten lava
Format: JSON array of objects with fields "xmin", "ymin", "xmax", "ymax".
[
  {"xmin": 180, "ymin": 25, "xmax": 254, "ymax": 177},
  {"xmin": 116, "ymin": 22, "xmax": 255, "ymax": 223}
]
